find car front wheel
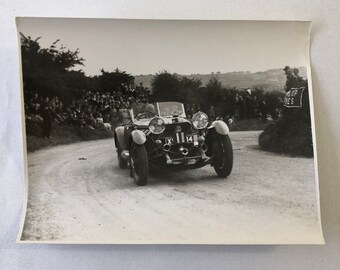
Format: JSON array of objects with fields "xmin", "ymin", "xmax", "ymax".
[
  {"xmin": 129, "ymin": 142, "xmax": 149, "ymax": 186},
  {"xmin": 212, "ymin": 134, "xmax": 233, "ymax": 178},
  {"xmin": 117, "ymin": 146, "xmax": 128, "ymax": 169}
]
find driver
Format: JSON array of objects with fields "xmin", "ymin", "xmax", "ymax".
[{"xmin": 137, "ymin": 104, "xmax": 156, "ymax": 119}]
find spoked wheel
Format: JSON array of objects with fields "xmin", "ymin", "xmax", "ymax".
[
  {"xmin": 212, "ymin": 134, "xmax": 233, "ymax": 177},
  {"xmin": 129, "ymin": 142, "xmax": 149, "ymax": 186},
  {"xmin": 117, "ymin": 146, "xmax": 128, "ymax": 169}
]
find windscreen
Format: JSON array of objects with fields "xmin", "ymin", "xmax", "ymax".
[
  {"xmin": 157, "ymin": 102, "xmax": 186, "ymax": 117},
  {"xmin": 131, "ymin": 103, "xmax": 158, "ymax": 118}
]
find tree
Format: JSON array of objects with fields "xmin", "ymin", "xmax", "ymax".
[
  {"xmin": 179, "ymin": 76, "xmax": 202, "ymax": 105},
  {"xmin": 151, "ymin": 71, "xmax": 181, "ymax": 102},
  {"xmin": 99, "ymin": 68, "xmax": 135, "ymax": 93},
  {"xmin": 206, "ymin": 76, "xmax": 222, "ymax": 90},
  {"xmin": 204, "ymin": 76, "xmax": 225, "ymax": 116},
  {"xmin": 20, "ymin": 33, "xmax": 86, "ymax": 102},
  {"xmin": 151, "ymin": 71, "xmax": 202, "ymax": 104}
]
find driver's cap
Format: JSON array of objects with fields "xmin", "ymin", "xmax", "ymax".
[{"xmin": 145, "ymin": 104, "xmax": 155, "ymax": 113}]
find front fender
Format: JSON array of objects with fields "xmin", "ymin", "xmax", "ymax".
[
  {"xmin": 114, "ymin": 126, "xmax": 127, "ymax": 149},
  {"xmin": 131, "ymin": 130, "xmax": 146, "ymax": 145},
  {"xmin": 209, "ymin": 120, "xmax": 229, "ymax": 135}
]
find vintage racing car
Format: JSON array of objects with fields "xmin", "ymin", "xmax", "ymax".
[{"xmin": 114, "ymin": 102, "xmax": 233, "ymax": 185}]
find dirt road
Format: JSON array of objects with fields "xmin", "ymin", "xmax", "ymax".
[{"xmin": 20, "ymin": 131, "xmax": 323, "ymax": 244}]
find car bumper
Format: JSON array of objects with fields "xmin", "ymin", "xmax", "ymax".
[{"xmin": 162, "ymin": 151, "xmax": 214, "ymax": 168}]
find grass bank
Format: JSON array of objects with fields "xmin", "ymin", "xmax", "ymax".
[
  {"xmin": 230, "ymin": 118, "xmax": 268, "ymax": 131},
  {"xmin": 26, "ymin": 122, "xmax": 114, "ymax": 152}
]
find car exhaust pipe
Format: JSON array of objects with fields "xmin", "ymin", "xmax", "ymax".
[
  {"xmin": 201, "ymin": 143, "xmax": 208, "ymax": 152},
  {"xmin": 163, "ymin": 143, "xmax": 171, "ymax": 152}
]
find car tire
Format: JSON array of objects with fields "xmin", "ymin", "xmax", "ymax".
[
  {"xmin": 212, "ymin": 134, "xmax": 233, "ymax": 178},
  {"xmin": 129, "ymin": 142, "xmax": 148, "ymax": 186},
  {"xmin": 117, "ymin": 146, "xmax": 128, "ymax": 169}
]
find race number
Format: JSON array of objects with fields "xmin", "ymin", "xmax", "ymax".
[
  {"xmin": 284, "ymin": 87, "xmax": 305, "ymax": 108},
  {"xmin": 186, "ymin": 135, "xmax": 193, "ymax": 143}
]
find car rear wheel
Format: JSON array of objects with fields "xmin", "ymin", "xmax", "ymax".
[
  {"xmin": 129, "ymin": 142, "xmax": 149, "ymax": 186},
  {"xmin": 212, "ymin": 134, "xmax": 233, "ymax": 177}
]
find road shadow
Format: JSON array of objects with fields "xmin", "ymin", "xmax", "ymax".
[
  {"xmin": 147, "ymin": 168, "xmax": 226, "ymax": 187},
  {"xmin": 248, "ymin": 144, "xmax": 314, "ymax": 158},
  {"xmin": 109, "ymin": 163, "xmax": 227, "ymax": 189}
]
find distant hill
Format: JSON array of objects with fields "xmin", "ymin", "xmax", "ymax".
[{"xmin": 134, "ymin": 67, "xmax": 307, "ymax": 92}]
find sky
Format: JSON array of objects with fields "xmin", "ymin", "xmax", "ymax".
[{"xmin": 17, "ymin": 18, "xmax": 311, "ymax": 76}]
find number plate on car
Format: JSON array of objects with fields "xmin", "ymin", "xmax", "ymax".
[
  {"xmin": 165, "ymin": 137, "xmax": 174, "ymax": 145},
  {"xmin": 186, "ymin": 135, "xmax": 193, "ymax": 142},
  {"xmin": 171, "ymin": 134, "xmax": 198, "ymax": 144},
  {"xmin": 188, "ymin": 134, "xmax": 198, "ymax": 145}
]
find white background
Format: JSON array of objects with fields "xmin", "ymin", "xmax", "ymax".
[{"xmin": 0, "ymin": 0, "xmax": 339, "ymax": 269}]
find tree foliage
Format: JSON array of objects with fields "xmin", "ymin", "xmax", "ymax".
[
  {"xmin": 20, "ymin": 33, "xmax": 136, "ymax": 103},
  {"xmin": 20, "ymin": 33, "xmax": 86, "ymax": 101},
  {"xmin": 151, "ymin": 71, "xmax": 181, "ymax": 101},
  {"xmin": 151, "ymin": 71, "xmax": 202, "ymax": 104},
  {"xmin": 99, "ymin": 68, "xmax": 135, "ymax": 93},
  {"xmin": 151, "ymin": 72, "xmax": 286, "ymax": 121}
]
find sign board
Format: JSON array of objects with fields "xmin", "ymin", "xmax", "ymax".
[{"xmin": 284, "ymin": 87, "xmax": 305, "ymax": 108}]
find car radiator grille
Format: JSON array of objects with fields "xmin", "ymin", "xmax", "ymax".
[{"xmin": 163, "ymin": 122, "xmax": 192, "ymax": 135}]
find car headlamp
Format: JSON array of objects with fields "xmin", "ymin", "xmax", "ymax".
[
  {"xmin": 192, "ymin": 111, "xmax": 209, "ymax": 129},
  {"xmin": 149, "ymin": 117, "xmax": 165, "ymax": 134}
]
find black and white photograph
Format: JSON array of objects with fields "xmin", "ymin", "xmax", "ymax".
[{"xmin": 17, "ymin": 18, "xmax": 324, "ymax": 244}]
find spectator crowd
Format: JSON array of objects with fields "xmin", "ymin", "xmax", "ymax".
[
  {"xmin": 185, "ymin": 67, "xmax": 307, "ymax": 126},
  {"xmin": 185, "ymin": 89, "xmax": 284, "ymax": 126},
  {"xmin": 24, "ymin": 83, "xmax": 150, "ymax": 138}
]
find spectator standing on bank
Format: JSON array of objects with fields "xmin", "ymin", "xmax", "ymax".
[
  {"xmin": 209, "ymin": 105, "xmax": 216, "ymax": 122},
  {"xmin": 245, "ymin": 88, "xmax": 255, "ymax": 119},
  {"xmin": 293, "ymin": 68, "xmax": 303, "ymax": 82},
  {"xmin": 259, "ymin": 99, "xmax": 269, "ymax": 123},
  {"xmin": 40, "ymin": 97, "xmax": 53, "ymax": 139},
  {"xmin": 190, "ymin": 104, "xmax": 196, "ymax": 118},
  {"xmin": 293, "ymin": 67, "xmax": 308, "ymax": 87},
  {"xmin": 283, "ymin": 66, "xmax": 299, "ymax": 92},
  {"xmin": 234, "ymin": 93, "xmax": 243, "ymax": 120}
]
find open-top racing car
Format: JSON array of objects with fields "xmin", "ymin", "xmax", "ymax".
[{"xmin": 114, "ymin": 102, "xmax": 233, "ymax": 185}]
